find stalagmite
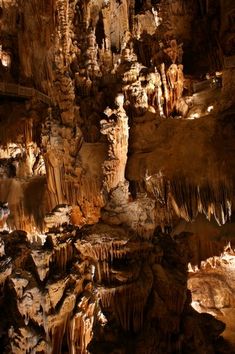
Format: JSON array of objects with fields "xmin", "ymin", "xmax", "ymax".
[{"xmin": 101, "ymin": 93, "xmax": 129, "ymax": 192}]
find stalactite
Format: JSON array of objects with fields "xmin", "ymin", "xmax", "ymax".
[
  {"xmin": 145, "ymin": 173, "xmax": 232, "ymax": 226},
  {"xmin": 51, "ymin": 239, "xmax": 73, "ymax": 272},
  {"xmin": 98, "ymin": 264, "xmax": 153, "ymax": 332},
  {"xmin": 67, "ymin": 295, "xmax": 96, "ymax": 354},
  {"xmin": 31, "ymin": 250, "xmax": 51, "ymax": 281},
  {"xmin": 44, "ymin": 151, "xmax": 66, "ymax": 206}
]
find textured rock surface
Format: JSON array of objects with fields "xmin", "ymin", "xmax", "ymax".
[
  {"xmin": 0, "ymin": 225, "xmax": 227, "ymax": 354},
  {"xmin": 189, "ymin": 245, "xmax": 235, "ymax": 352},
  {"xmin": 0, "ymin": 0, "xmax": 235, "ymax": 353}
]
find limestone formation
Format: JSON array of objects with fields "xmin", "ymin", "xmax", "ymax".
[
  {"xmin": 0, "ymin": 0, "xmax": 235, "ymax": 353},
  {"xmin": 101, "ymin": 93, "xmax": 129, "ymax": 193}
]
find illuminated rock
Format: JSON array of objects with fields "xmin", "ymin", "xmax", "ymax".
[{"xmin": 0, "ymin": 0, "xmax": 234, "ymax": 353}]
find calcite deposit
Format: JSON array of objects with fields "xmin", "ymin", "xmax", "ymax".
[{"xmin": 0, "ymin": 0, "xmax": 235, "ymax": 353}]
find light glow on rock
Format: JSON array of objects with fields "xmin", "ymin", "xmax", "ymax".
[
  {"xmin": 188, "ymin": 113, "xmax": 200, "ymax": 119},
  {"xmin": 207, "ymin": 105, "xmax": 214, "ymax": 113}
]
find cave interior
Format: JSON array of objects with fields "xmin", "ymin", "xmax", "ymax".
[{"xmin": 0, "ymin": 0, "xmax": 235, "ymax": 353}]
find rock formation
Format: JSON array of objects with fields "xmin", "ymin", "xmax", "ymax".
[{"xmin": 0, "ymin": 0, "xmax": 235, "ymax": 353}]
